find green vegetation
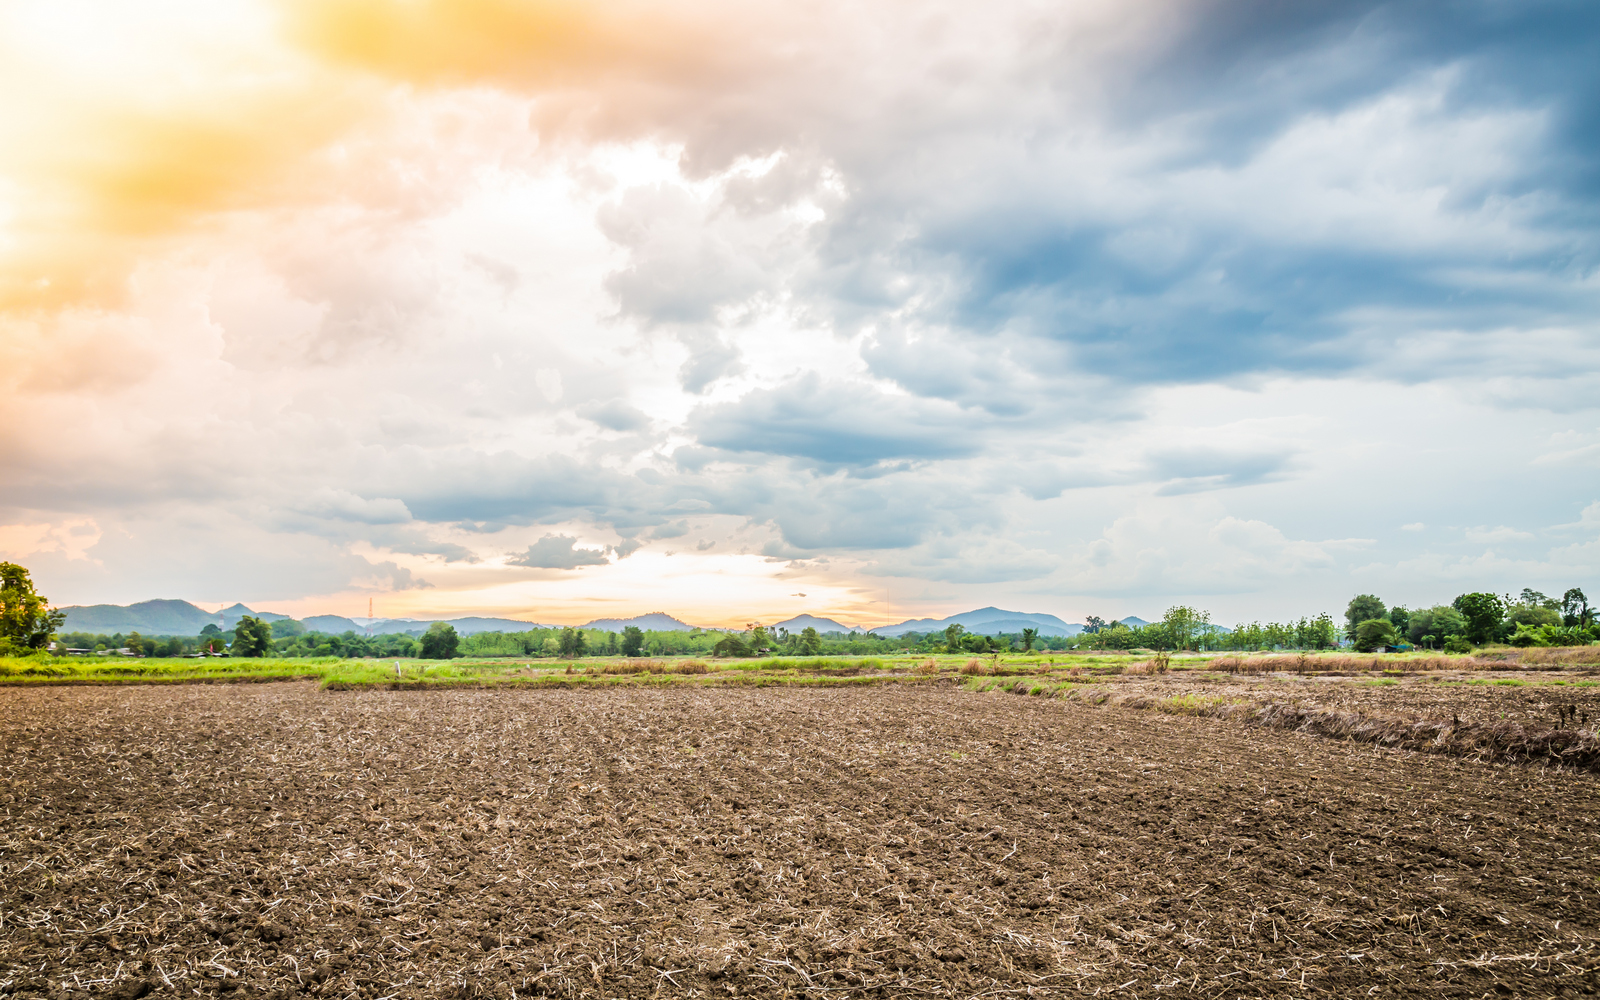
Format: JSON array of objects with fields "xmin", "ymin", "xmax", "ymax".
[
  {"xmin": 1354, "ymin": 618, "xmax": 1399, "ymax": 652},
  {"xmin": 420, "ymin": 622, "xmax": 460, "ymax": 659},
  {"xmin": 0, "ymin": 562, "xmax": 65, "ymax": 656}
]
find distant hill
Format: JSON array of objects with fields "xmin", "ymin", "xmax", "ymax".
[
  {"xmin": 60, "ymin": 599, "xmax": 290, "ymax": 635},
  {"xmin": 301, "ymin": 615, "xmax": 361, "ymax": 634},
  {"xmin": 581, "ymin": 612, "xmax": 701, "ymax": 633},
  {"xmin": 872, "ymin": 607, "xmax": 1083, "ymax": 637},
  {"xmin": 771, "ymin": 614, "xmax": 863, "ymax": 634},
  {"xmin": 362, "ymin": 616, "xmax": 555, "ymax": 636},
  {"xmin": 439, "ymin": 617, "xmax": 557, "ymax": 635},
  {"xmin": 1120, "ymin": 616, "xmax": 1150, "ymax": 627}
]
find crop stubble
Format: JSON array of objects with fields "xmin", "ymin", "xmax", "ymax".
[{"xmin": 1, "ymin": 683, "xmax": 1597, "ymax": 998}]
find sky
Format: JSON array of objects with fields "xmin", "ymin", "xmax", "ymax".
[{"xmin": 1, "ymin": 0, "xmax": 1597, "ymax": 629}]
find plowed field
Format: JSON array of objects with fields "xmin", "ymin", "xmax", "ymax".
[{"xmin": 3, "ymin": 683, "xmax": 1597, "ymax": 998}]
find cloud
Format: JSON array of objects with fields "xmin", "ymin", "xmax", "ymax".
[
  {"xmin": 5, "ymin": 0, "xmax": 1600, "ymax": 625},
  {"xmin": 688, "ymin": 373, "xmax": 985, "ymax": 467},
  {"xmin": 297, "ymin": 489, "xmax": 413, "ymax": 525},
  {"xmin": 506, "ymin": 534, "xmax": 612, "ymax": 569},
  {"xmin": 577, "ymin": 399, "xmax": 651, "ymax": 432},
  {"xmin": 1147, "ymin": 447, "xmax": 1296, "ymax": 495},
  {"xmin": 1464, "ymin": 525, "xmax": 1536, "ymax": 544}
]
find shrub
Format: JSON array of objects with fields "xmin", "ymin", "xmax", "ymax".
[
  {"xmin": 915, "ymin": 659, "xmax": 939, "ymax": 675},
  {"xmin": 1444, "ymin": 636, "xmax": 1473, "ymax": 654},
  {"xmin": 1354, "ymin": 618, "xmax": 1398, "ymax": 652},
  {"xmin": 959, "ymin": 659, "xmax": 984, "ymax": 675}
]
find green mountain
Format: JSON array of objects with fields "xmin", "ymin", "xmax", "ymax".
[{"xmin": 59, "ymin": 600, "xmax": 289, "ymax": 636}]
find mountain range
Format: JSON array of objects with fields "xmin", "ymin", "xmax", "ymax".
[{"xmin": 59, "ymin": 600, "xmax": 1156, "ymax": 639}]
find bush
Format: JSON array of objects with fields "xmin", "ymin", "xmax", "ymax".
[
  {"xmin": 1444, "ymin": 635, "xmax": 1473, "ymax": 654},
  {"xmin": 959, "ymin": 659, "xmax": 984, "ymax": 675},
  {"xmin": 420, "ymin": 622, "xmax": 460, "ymax": 659},
  {"xmin": 1353, "ymin": 619, "xmax": 1398, "ymax": 653}
]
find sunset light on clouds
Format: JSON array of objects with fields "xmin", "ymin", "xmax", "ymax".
[{"xmin": 2, "ymin": 0, "xmax": 1597, "ymax": 626}]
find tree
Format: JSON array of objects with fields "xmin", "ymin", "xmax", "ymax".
[
  {"xmin": 620, "ymin": 626, "xmax": 645, "ymax": 657},
  {"xmin": 798, "ymin": 626, "xmax": 822, "ymax": 655},
  {"xmin": 1084, "ymin": 616, "xmax": 1107, "ymax": 634},
  {"xmin": 1388, "ymin": 605, "xmax": 1410, "ymax": 635},
  {"xmin": 232, "ymin": 616, "xmax": 272, "ymax": 657},
  {"xmin": 1521, "ymin": 588, "xmax": 1557, "ymax": 609},
  {"xmin": 557, "ymin": 627, "xmax": 587, "ymax": 658},
  {"xmin": 1353, "ymin": 618, "xmax": 1399, "ymax": 652},
  {"xmin": 1452, "ymin": 592, "xmax": 1506, "ymax": 644},
  {"xmin": 1406, "ymin": 605, "xmax": 1465, "ymax": 646},
  {"xmin": 1562, "ymin": 588, "xmax": 1591, "ymax": 628},
  {"xmin": 943, "ymin": 623, "xmax": 965, "ymax": 651},
  {"xmin": 1505, "ymin": 603, "xmax": 1560, "ymax": 630},
  {"xmin": 0, "ymin": 562, "xmax": 66, "ymax": 655},
  {"xmin": 1160, "ymin": 606, "xmax": 1209, "ymax": 651},
  {"xmin": 419, "ymin": 622, "xmax": 459, "ymax": 659},
  {"xmin": 1345, "ymin": 595, "xmax": 1386, "ymax": 637},
  {"xmin": 748, "ymin": 625, "xmax": 775, "ymax": 654},
  {"xmin": 1020, "ymin": 627, "xmax": 1038, "ymax": 652},
  {"xmin": 1308, "ymin": 613, "xmax": 1337, "ymax": 650}
]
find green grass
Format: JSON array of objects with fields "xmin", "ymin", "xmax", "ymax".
[
  {"xmin": 0, "ymin": 654, "xmax": 326, "ymax": 684},
  {"xmin": 0, "ymin": 653, "xmax": 960, "ymax": 690}
]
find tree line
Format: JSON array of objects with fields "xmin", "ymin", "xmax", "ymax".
[
  {"xmin": 1342, "ymin": 588, "xmax": 1593, "ymax": 653},
  {"xmin": 3, "ymin": 560, "xmax": 1593, "ymax": 661}
]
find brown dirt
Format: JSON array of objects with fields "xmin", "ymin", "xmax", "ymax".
[{"xmin": 2, "ymin": 683, "xmax": 1598, "ymax": 998}]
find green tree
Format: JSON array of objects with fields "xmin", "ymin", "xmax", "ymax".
[
  {"xmin": 1353, "ymin": 618, "xmax": 1398, "ymax": 652},
  {"xmin": 1020, "ymin": 627, "xmax": 1038, "ymax": 652},
  {"xmin": 1160, "ymin": 606, "xmax": 1209, "ymax": 651},
  {"xmin": 419, "ymin": 622, "xmax": 459, "ymax": 659},
  {"xmin": 557, "ymin": 627, "xmax": 587, "ymax": 658},
  {"xmin": 1388, "ymin": 605, "xmax": 1410, "ymax": 635},
  {"xmin": 1308, "ymin": 613, "xmax": 1337, "ymax": 650},
  {"xmin": 943, "ymin": 623, "xmax": 965, "ymax": 652},
  {"xmin": 0, "ymin": 562, "xmax": 66, "ymax": 655},
  {"xmin": 798, "ymin": 626, "xmax": 822, "ymax": 655},
  {"xmin": 1520, "ymin": 588, "xmax": 1556, "ymax": 609},
  {"xmin": 126, "ymin": 631, "xmax": 146, "ymax": 656},
  {"xmin": 712, "ymin": 634, "xmax": 752, "ymax": 657},
  {"xmin": 1506, "ymin": 602, "xmax": 1560, "ymax": 630},
  {"xmin": 620, "ymin": 625, "xmax": 645, "ymax": 657},
  {"xmin": 1562, "ymin": 588, "xmax": 1590, "ymax": 628},
  {"xmin": 232, "ymin": 616, "xmax": 272, "ymax": 657},
  {"xmin": 1345, "ymin": 595, "xmax": 1386, "ymax": 637},
  {"xmin": 1406, "ymin": 605, "xmax": 1465, "ymax": 646},
  {"xmin": 748, "ymin": 624, "xmax": 775, "ymax": 654},
  {"xmin": 1452, "ymin": 592, "xmax": 1506, "ymax": 644}
]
